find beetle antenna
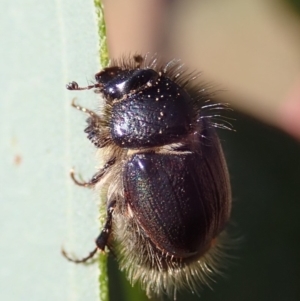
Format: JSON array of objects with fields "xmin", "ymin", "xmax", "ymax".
[{"xmin": 66, "ymin": 81, "xmax": 100, "ymax": 91}]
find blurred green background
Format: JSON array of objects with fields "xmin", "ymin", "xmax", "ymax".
[{"xmin": 290, "ymin": 0, "xmax": 300, "ymax": 12}]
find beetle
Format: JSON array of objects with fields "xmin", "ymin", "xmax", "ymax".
[{"xmin": 63, "ymin": 55, "xmax": 232, "ymax": 299}]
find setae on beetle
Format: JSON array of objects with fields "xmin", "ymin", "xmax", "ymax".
[{"xmin": 63, "ymin": 55, "xmax": 232, "ymax": 299}]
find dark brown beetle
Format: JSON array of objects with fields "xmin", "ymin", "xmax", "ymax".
[{"xmin": 63, "ymin": 55, "xmax": 232, "ymax": 299}]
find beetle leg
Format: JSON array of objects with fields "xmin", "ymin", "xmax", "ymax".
[
  {"xmin": 62, "ymin": 201, "xmax": 116, "ymax": 263},
  {"xmin": 70, "ymin": 98, "xmax": 98, "ymax": 118},
  {"xmin": 62, "ymin": 247, "xmax": 98, "ymax": 264},
  {"xmin": 70, "ymin": 158, "xmax": 116, "ymax": 188},
  {"xmin": 95, "ymin": 200, "xmax": 116, "ymax": 251},
  {"xmin": 71, "ymin": 99, "xmax": 110, "ymax": 148}
]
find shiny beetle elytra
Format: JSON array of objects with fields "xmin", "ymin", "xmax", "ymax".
[{"xmin": 63, "ymin": 55, "xmax": 232, "ymax": 299}]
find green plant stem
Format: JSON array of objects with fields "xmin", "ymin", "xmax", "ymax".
[
  {"xmin": 94, "ymin": 1, "xmax": 109, "ymax": 301},
  {"xmin": 94, "ymin": 0, "xmax": 109, "ymax": 68},
  {"xmin": 98, "ymin": 251, "xmax": 109, "ymax": 301}
]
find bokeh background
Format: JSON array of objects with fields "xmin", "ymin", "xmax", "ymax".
[{"xmin": 1, "ymin": 1, "xmax": 300, "ymax": 301}]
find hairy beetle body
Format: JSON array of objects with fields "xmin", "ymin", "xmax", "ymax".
[{"xmin": 64, "ymin": 55, "xmax": 232, "ymax": 299}]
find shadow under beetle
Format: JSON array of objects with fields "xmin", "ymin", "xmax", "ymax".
[{"xmin": 63, "ymin": 55, "xmax": 232, "ymax": 299}]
